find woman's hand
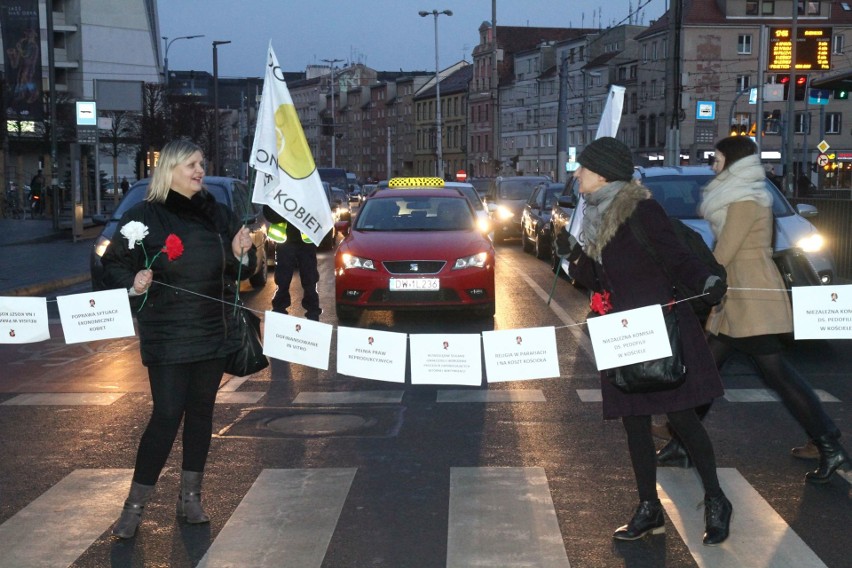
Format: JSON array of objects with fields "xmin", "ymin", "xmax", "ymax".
[
  {"xmin": 231, "ymin": 227, "xmax": 252, "ymax": 257},
  {"xmin": 133, "ymin": 269, "xmax": 153, "ymax": 294}
]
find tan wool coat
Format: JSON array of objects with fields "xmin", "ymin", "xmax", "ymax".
[{"xmin": 705, "ymin": 200, "xmax": 793, "ymax": 337}]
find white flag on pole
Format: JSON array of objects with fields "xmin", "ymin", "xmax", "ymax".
[
  {"xmin": 249, "ymin": 43, "xmax": 333, "ymax": 244},
  {"xmin": 565, "ymin": 85, "xmax": 628, "ymax": 248}
]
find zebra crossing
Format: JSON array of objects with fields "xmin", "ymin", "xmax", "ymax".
[{"xmin": 0, "ymin": 465, "xmax": 833, "ymax": 568}]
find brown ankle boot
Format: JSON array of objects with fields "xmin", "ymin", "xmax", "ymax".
[{"xmin": 791, "ymin": 439, "xmax": 819, "ymax": 460}]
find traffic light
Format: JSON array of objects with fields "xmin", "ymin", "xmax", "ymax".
[
  {"xmin": 762, "ymin": 110, "xmax": 781, "ymax": 134},
  {"xmin": 776, "ymin": 74, "xmax": 790, "ymax": 100},
  {"xmin": 836, "ymin": 88, "xmax": 849, "ymax": 100},
  {"xmin": 794, "ymin": 75, "xmax": 807, "ymax": 101}
]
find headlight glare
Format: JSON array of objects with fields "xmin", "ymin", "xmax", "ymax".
[
  {"xmin": 94, "ymin": 237, "xmax": 110, "ymax": 258},
  {"xmin": 341, "ymin": 253, "xmax": 375, "ymax": 270},
  {"xmin": 496, "ymin": 205, "xmax": 514, "ymax": 220},
  {"xmin": 796, "ymin": 233, "xmax": 824, "ymax": 253},
  {"xmin": 453, "ymin": 252, "xmax": 488, "ymax": 270}
]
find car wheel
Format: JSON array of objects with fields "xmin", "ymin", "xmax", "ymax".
[
  {"xmin": 249, "ymin": 249, "xmax": 269, "ymax": 288},
  {"xmin": 534, "ymin": 231, "xmax": 550, "ymax": 259},
  {"xmin": 336, "ymin": 303, "xmax": 361, "ymax": 321},
  {"xmin": 472, "ymin": 302, "xmax": 495, "ymax": 319},
  {"xmin": 521, "ymin": 226, "xmax": 534, "ymax": 253}
]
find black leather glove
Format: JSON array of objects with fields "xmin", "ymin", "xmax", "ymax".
[
  {"xmin": 555, "ymin": 228, "xmax": 577, "ymax": 257},
  {"xmin": 702, "ymin": 275, "xmax": 727, "ymax": 305}
]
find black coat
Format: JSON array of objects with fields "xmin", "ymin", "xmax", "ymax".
[
  {"xmin": 569, "ymin": 183, "xmax": 723, "ymax": 418},
  {"xmin": 102, "ymin": 189, "xmax": 257, "ymax": 367}
]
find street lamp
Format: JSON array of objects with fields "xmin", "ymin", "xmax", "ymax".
[
  {"xmin": 213, "ymin": 40, "xmax": 231, "ymax": 176},
  {"xmin": 419, "ymin": 9, "xmax": 452, "ymax": 179},
  {"xmin": 321, "ymin": 58, "xmax": 344, "ymax": 168},
  {"xmin": 162, "ymin": 34, "xmax": 204, "ymax": 88}
]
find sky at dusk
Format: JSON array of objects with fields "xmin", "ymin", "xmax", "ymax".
[{"xmin": 157, "ymin": 0, "xmax": 667, "ymax": 79}]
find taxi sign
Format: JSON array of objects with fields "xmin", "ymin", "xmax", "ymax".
[{"xmin": 387, "ymin": 177, "xmax": 444, "ymax": 189}]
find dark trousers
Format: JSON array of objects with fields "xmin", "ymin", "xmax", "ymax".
[
  {"xmin": 272, "ymin": 241, "xmax": 321, "ymax": 320},
  {"xmin": 132, "ymin": 358, "xmax": 225, "ymax": 485}
]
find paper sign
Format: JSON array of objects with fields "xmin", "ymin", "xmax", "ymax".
[
  {"xmin": 409, "ymin": 334, "xmax": 482, "ymax": 386},
  {"xmin": 792, "ymin": 284, "xmax": 852, "ymax": 339},
  {"xmin": 482, "ymin": 326, "xmax": 560, "ymax": 382},
  {"xmin": 263, "ymin": 311, "xmax": 333, "ymax": 369},
  {"xmin": 56, "ymin": 289, "xmax": 135, "ymax": 344},
  {"xmin": 0, "ymin": 296, "xmax": 50, "ymax": 344},
  {"xmin": 336, "ymin": 326, "xmax": 407, "ymax": 383},
  {"xmin": 585, "ymin": 305, "xmax": 672, "ymax": 371}
]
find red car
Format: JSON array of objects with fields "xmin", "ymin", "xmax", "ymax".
[{"xmin": 334, "ymin": 178, "xmax": 496, "ymax": 321}]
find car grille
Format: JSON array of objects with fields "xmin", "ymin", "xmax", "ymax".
[
  {"xmin": 367, "ymin": 289, "xmax": 462, "ymax": 303},
  {"xmin": 382, "ymin": 260, "xmax": 445, "ymax": 274}
]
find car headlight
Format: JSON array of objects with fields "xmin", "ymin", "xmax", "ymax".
[
  {"xmin": 496, "ymin": 205, "xmax": 514, "ymax": 220},
  {"xmin": 453, "ymin": 252, "xmax": 488, "ymax": 270},
  {"xmin": 341, "ymin": 253, "xmax": 375, "ymax": 270},
  {"xmin": 94, "ymin": 236, "xmax": 110, "ymax": 258},
  {"xmin": 476, "ymin": 217, "xmax": 491, "ymax": 234},
  {"xmin": 796, "ymin": 233, "xmax": 824, "ymax": 253}
]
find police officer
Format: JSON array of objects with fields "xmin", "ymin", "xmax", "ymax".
[{"xmin": 263, "ymin": 205, "xmax": 321, "ymax": 321}]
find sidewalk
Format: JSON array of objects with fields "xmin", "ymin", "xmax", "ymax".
[{"xmin": 0, "ymin": 217, "xmax": 101, "ymax": 297}]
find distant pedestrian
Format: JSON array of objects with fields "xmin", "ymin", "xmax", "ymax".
[
  {"xmin": 120, "ymin": 177, "xmax": 130, "ymax": 196},
  {"xmin": 264, "ymin": 204, "xmax": 321, "ymax": 321},
  {"xmin": 29, "ymin": 170, "xmax": 44, "ymax": 216}
]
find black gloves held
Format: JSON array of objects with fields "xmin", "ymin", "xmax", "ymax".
[
  {"xmin": 554, "ymin": 228, "xmax": 577, "ymax": 257},
  {"xmin": 702, "ymin": 275, "xmax": 728, "ymax": 306}
]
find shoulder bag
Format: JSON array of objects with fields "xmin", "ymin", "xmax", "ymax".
[{"xmin": 224, "ymin": 305, "xmax": 269, "ymax": 376}]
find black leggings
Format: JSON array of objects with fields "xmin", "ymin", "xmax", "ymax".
[
  {"xmin": 132, "ymin": 358, "xmax": 225, "ymax": 485},
  {"xmin": 623, "ymin": 409, "xmax": 722, "ymax": 503},
  {"xmin": 700, "ymin": 336, "xmax": 838, "ymax": 440}
]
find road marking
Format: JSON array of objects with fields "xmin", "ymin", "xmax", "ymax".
[
  {"xmin": 0, "ymin": 469, "xmax": 131, "ymax": 568},
  {"xmin": 293, "ymin": 390, "xmax": 404, "ymax": 404},
  {"xmin": 216, "ymin": 392, "xmax": 265, "ymax": 404},
  {"xmin": 447, "ymin": 467, "xmax": 570, "ymax": 568},
  {"xmin": 197, "ymin": 468, "xmax": 356, "ymax": 568},
  {"xmin": 1, "ymin": 393, "xmax": 126, "ymax": 405},
  {"xmin": 657, "ymin": 468, "xmax": 827, "ymax": 567},
  {"xmin": 437, "ymin": 389, "xmax": 547, "ymax": 403},
  {"xmin": 220, "ymin": 376, "xmax": 250, "ymax": 391},
  {"xmin": 723, "ymin": 389, "xmax": 840, "ymax": 403},
  {"xmin": 576, "ymin": 389, "xmax": 602, "ymax": 402}
]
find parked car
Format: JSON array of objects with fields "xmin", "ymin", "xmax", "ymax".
[
  {"xmin": 549, "ymin": 165, "xmax": 835, "ymax": 286},
  {"xmin": 484, "ymin": 175, "xmax": 550, "ymax": 243},
  {"xmin": 521, "ymin": 181, "xmax": 564, "ymax": 259},
  {"xmin": 331, "ymin": 186, "xmax": 352, "ymax": 229},
  {"xmin": 90, "ymin": 176, "xmax": 270, "ymax": 291},
  {"xmin": 334, "ymin": 177, "xmax": 496, "ymax": 321},
  {"xmin": 444, "ymin": 181, "xmax": 491, "ymax": 237}
]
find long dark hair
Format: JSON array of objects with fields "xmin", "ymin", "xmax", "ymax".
[{"xmin": 714, "ymin": 136, "xmax": 757, "ymax": 171}]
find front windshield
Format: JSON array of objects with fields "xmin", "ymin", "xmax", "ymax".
[
  {"xmin": 499, "ymin": 179, "xmax": 541, "ymax": 200},
  {"xmin": 356, "ymin": 196, "xmax": 474, "ymax": 231}
]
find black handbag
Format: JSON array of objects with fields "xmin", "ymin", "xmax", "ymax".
[
  {"xmin": 224, "ymin": 306, "xmax": 269, "ymax": 376},
  {"xmin": 608, "ymin": 305, "xmax": 686, "ymax": 393}
]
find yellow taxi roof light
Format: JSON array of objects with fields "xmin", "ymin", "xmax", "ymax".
[{"xmin": 388, "ymin": 177, "xmax": 445, "ymax": 189}]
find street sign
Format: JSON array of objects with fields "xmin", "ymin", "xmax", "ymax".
[
  {"xmin": 456, "ymin": 169, "xmax": 467, "ymax": 182},
  {"xmin": 817, "ymin": 153, "xmax": 829, "ymax": 167},
  {"xmin": 817, "ymin": 140, "xmax": 831, "ymax": 153}
]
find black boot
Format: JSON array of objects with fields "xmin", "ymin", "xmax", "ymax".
[
  {"xmin": 176, "ymin": 470, "xmax": 210, "ymax": 524},
  {"xmin": 656, "ymin": 437, "xmax": 692, "ymax": 468},
  {"xmin": 613, "ymin": 500, "xmax": 665, "ymax": 541},
  {"xmin": 703, "ymin": 492, "xmax": 732, "ymax": 546},
  {"xmin": 805, "ymin": 434, "xmax": 851, "ymax": 484},
  {"xmin": 111, "ymin": 482, "xmax": 155, "ymax": 539}
]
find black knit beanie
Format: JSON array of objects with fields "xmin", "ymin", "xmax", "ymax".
[{"xmin": 577, "ymin": 137, "xmax": 634, "ymax": 181}]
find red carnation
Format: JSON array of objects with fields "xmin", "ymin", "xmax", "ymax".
[
  {"xmin": 590, "ymin": 290, "xmax": 612, "ymax": 315},
  {"xmin": 162, "ymin": 234, "xmax": 184, "ymax": 261}
]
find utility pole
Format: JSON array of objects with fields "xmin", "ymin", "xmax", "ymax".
[
  {"xmin": 783, "ymin": 5, "xmax": 800, "ymax": 196},
  {"xmin": 321, "ymin": 58, "xmax": 344, "ymax": 168}
]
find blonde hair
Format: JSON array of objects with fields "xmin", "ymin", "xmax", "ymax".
[{"xmin": 146, "ymin": 139, "xmax": 204, "ymax": 203}]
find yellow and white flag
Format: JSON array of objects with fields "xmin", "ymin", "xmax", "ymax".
[{"xmin": 250, "ymin": 43, "xmax": 333, "ymax": 244}]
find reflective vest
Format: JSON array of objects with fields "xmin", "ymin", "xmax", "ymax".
[{"xmin": 267, "ymin": 221, "xmax": 312, "ymax": 244}]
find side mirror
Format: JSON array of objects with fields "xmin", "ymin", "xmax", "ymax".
[
  {"xmin": 557, "ymin": 195, "xmax": 576, "ymax": 208},
  {"xmin": 796, "ymin": 203, "xmax": 818, "ymax": 218},
  {"xmin": 91, "ymin": 214, "xmax": 107, "ymax": 226}
]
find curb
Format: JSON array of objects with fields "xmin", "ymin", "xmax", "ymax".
[{"xmin": 2, "ymin": 273, "xmax": 90, "ymax": 297}]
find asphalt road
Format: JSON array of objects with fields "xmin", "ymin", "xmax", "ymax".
[{"xmin": 0, "ymin": 243, "xmax": 850, "ymax": 568}]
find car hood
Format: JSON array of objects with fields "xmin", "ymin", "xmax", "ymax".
[
  {"xmin": 681, "ymin": 214, "xmax": 817, "ymax": 253},
  {"xmin": 340, "ymin": 230, "xmax": 492, "ymax": 260}
]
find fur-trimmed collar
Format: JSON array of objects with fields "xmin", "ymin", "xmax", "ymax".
[
  {"xmin": 163, "ymin": 189, "xmax": 222, "ymax": 232},
  {"xmin": 584, "ymin": 180, "xmax": 651, "ymax": 261}
]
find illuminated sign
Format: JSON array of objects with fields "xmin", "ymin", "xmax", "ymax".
[{"xmin": 769, "ymin": 27, "xmax": 832, "ymax": 71}]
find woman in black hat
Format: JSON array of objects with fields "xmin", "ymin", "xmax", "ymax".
[{"xmin": 565, "ymin": 137, "xmax": 732, "ymax": 545}]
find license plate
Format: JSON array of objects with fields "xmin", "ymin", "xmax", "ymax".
[{"xmin": 389, "ymin": 278, "xmax": 440, "ymax": 291}]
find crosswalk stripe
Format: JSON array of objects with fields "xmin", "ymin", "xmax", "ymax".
[
  {"xmin": 1, "ymin": 393, "xmax": 126, "ymax": 405},
  {"xmin": 447, "ymin": 467, "xmax": 570, "ymax": 567},
  {"xmin": 575, "ymin": 389, "xmax": 841, "ymax": 403},
  {"xmin": 197, "ymin": 468, "xmax": 357, "ymax": 568},
  {"xmin": 0, "ymin": 469, "xmax": 132, "ymax": 568},
  {"xmin": 216, "ymin": 392, "xmax": 265, "ymax": 404},
  {"xmin": 437, "ymin": 389, "xmax": 547, "ymax": 403},
  {"xmin": 657, "ymin": 468, "xmax": 827, "ymax": 568},
  {"xmin": 293, "ymin": 390, "xmax": 404, "ymax": 404}
]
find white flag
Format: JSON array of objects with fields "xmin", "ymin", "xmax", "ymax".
[{"xmin": 250, "ymin": 43, "xmax": 333, "ymax": 244}]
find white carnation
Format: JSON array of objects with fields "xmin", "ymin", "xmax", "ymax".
[{"xmin": 120, "ymin": 221, "xmax": 149, "ymax": 249}]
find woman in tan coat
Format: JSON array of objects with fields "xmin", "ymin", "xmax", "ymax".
[{"xmin": 659, "ymin": 136, "xmax": 849, "ymax": 483}]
